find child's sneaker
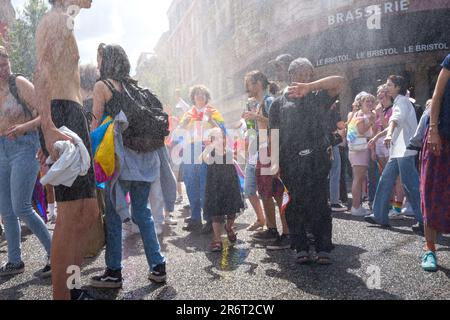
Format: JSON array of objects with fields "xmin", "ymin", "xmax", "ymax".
[
  {"xmin": 209, "ymin": 241, "xmax": 223, "ymax": 252},
  {"xmin": 149, "ymin": 262, "xmax": 167, "ymax": 283}
]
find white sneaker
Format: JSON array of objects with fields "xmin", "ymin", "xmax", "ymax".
[
  {"xmin": 401, "ymin": 203, "xmax": 415, "ymax": 217},
  {"xmin": 351, "ymin": 207, "xmax": 369, "ymax": 217},
  {"xmin": 389, "ymin": 209, "xmax": 405, "ymax": 220},
  {"xmin": 164, "ymin": 215, "xmax": 178, "ymax": 226}
]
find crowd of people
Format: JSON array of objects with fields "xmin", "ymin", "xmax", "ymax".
[{"xmin": 0, "ymin": 0, "xmax": 449, "ymax": 300}]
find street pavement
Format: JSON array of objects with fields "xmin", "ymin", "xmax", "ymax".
[{"xmin": 1, "ymin": 193, "xmax": 450, "ymax": 300}]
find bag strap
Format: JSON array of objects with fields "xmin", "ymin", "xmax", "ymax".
[
  {"xmin": 8, "ymin": 74, "xmax": 33, "ymax": 119},
  {"xmin": 102, "ymin": 79, "xmax": 117, "ymax": 93}
]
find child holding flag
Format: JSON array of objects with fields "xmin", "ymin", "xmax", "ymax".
[{"xmin": 201, "ymin": 128, "xmax": 245, "ymax": 252}]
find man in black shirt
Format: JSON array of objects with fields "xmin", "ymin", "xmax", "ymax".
[{"xmin": 269, "ymin": 58, "xmax": 345, "ymax": 264}]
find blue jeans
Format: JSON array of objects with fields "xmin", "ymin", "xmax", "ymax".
[
  {"xmin": 372, "ymin": 156, "xmax": 423, "ymax": 226},
  {"xmin": 329, "ymin": 146, "xmax": 341, "ymax": 204},
  {"xmin": 182, "ymin": 162, "xmax": 208, "ymax": 222},
  {"xmin": 0, "ymin": 133, "xmax": 52, "ymax": 264},
  {"xmin": 105, "ymin": 180, "xmax": 165, "ymax": 271}
]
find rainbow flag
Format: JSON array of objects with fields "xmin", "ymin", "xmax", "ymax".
[
  {"xmin": 347, "ymin": 116, "xmax": 359, "ymax": 145},
  {"xmin": 233, "ymin": 160, "xmax": 245, "ymax": 192},
  {"xmin": 90, "ymin": 116, "xmax": 115, "ymax": 183},
  {"xmin": 32, "ymin": 176, "xmax": 47, "ymax": 222}
]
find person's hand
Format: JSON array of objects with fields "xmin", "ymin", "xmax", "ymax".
[
  {"xmin": 287, "ymin": 83, "xmax": 312, "ymax": 98},
  {"xmin": 375, "ymin": 104, "xmax": 383, "ymax": 116},
  {"xmin": 368, "ymin": 137, "xmax": 377, "ymax": 148},
  {"xmin": 43, "ymin": 126, "xmax": 72, "ymax": 161},
  {"xmin": 428, "ymin": 130, "xmax": 442, "ymax": 156},
  {"xmin": 242, "ymin": 111, "xmax": 258, "ymax": 121},
  {"xmin": 384, "ymin": 135, "xmax": 392, "ymax": 149},
  {"xmin": 5, "ymin": 124, "xmax": 27, "ymax": 140},
  {"xmin": 180, "ymin": 115, "xmax": 192, "ymax": 127}
]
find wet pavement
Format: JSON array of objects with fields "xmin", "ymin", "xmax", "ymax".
[{"xmin": 1, "ymin": 193, "xmax": 450, "ymax": 300}]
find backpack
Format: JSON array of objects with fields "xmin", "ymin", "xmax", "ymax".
[
  {"xmin": 102, "ymin": 79, "xmax": 169, "ymax": 153},
  {"xmin": 8, "ymin": 74, "xmax": 33, "ymax": 119}
]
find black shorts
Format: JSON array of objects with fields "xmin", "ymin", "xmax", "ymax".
[{"xmin": 44, "ymin": 100, "xmax": 97, "ymax": 202}]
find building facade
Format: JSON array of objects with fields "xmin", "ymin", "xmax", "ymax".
[{"xmin": 151, "ymin": 0, "xmax": 449, "ymax": 123}]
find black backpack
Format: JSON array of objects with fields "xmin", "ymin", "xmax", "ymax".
[
  {"xmin": 8, "ymin": 74, "xmax": 33, "ymax": 119},
  {"xmin": 102, "ymin": 79, "xmax": 170, "ymax": 153}
]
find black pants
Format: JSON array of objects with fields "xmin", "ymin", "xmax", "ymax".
[
  {"xmin": 339, "ymin": 146, "xmax": 349, "ymax": 203},
  {"xmin": 281, "ymin": 150, "xmax": 333, "ymax": 253}
]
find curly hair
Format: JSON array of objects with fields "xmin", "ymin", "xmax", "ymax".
[{"xmin": 189, "ymin": 85, "xmax": 212, "ymax": 105}]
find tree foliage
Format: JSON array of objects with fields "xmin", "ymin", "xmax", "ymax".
[{"xmin": 7, "ymin": 0, "xmax": 48, "ymax": 78}]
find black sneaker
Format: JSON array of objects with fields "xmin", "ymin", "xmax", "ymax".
[
  {"xmin": 252, "ymin": 228, "xmax": 279, "ymax": 242},
  {"xmin": 90, "ymin": 269, "xmax": 123, "ymax": 289},
  {"xmin": 149, "ymin": 263, "xmax": 166, "ymax": 283},
  {"xmin": 266, "ymin": 234, "xmax": 291, "ymax": 251},
  {"xmin": 331, "ymin": 203, "xmax": 348, "ymax": 212},
  {"xmin": 412, "ymin": 223, "xmax": 425, "ymax": 236},
  {"xmin": 364, "ymin": 216, "xmax": 391, "ymax": 228},
  {"xmin": 201, "ymin": 221, "xmax": 213, "ymax": 235},
  {"xmin": 36, "ymin": 262, "xmax": 51, "ymax": 279},
  {"xmin": 0, "ymin": 262, "xmax": 25, "ymax": 277},
  {"xmin": 182, "ymin": 220, "xmax": 202, "ymax": 232},
  {"xmin": 70, "ymin": 289, "xmax": 95, "ymax": 300}
]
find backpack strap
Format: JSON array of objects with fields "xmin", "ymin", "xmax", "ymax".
[
  {"xmin": 8, "ymin": 74, "xmax": 33, "ymax": 119},
  {"xmin": 102, "ymin": 79, "xmax": 117, "ymax": 93}
]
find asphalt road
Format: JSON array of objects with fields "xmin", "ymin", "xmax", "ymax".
[{"xmin": 1, "ymin": 194, "xmax": 450, "ymax": 300}]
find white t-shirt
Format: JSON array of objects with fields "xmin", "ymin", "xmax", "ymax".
[{"xmin": 389, "ymin": 95, "xmax": 418, "ymax": 159}]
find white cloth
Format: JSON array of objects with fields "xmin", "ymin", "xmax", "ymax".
[
  {"xmin": 40, "ymin": 127, "xmax": 91, "ymax": 187},
  {"xmin": 389, "ymin": 95, "xmax": 418, "ymax": 159}
]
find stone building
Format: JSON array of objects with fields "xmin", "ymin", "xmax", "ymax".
[{"xmin": 151, "ymin": 0, "xmax": 449, "ymax": 123}]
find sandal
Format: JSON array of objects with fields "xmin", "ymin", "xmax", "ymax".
[
  {"xmin": 316, "ymin": 252, "xmax": 333, "ymax": 265},
  {"xmin": 224, "ymin": 224, "xmax": 237, "ymax": 243},
  {"xmin": 209, "ymin": 241, "xmax": 223, "ymax": 252},
  {"xmin": 296, "ymin": 251, "xmax": 312, "ymax": 265}
]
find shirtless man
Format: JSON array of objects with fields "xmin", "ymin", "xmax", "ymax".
[{"xmin": 34, "ymin": 0, "xmax": 98, "ymax": 300}]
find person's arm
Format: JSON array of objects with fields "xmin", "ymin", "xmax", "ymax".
[
  {"xmin": 384, "ymin": 120, "xmax": 398, "ymax": 149},
  {"xmin": 288, "ymin": 76, "xmax": 346, "ymax": 98},
  {"xmin": 368, "ymin": 128, "xmax": 388, "ymax": 148},
  {"xmin": 34, "ymin": 16, "xmax": 73, "ymax": 160},
  {"xmin": 428, "ymin": 65, "xmax": 450, "ymax": 156},
  {"xmin": 91, "ymin": 81, "xmax": 109, "ymax": 130}
]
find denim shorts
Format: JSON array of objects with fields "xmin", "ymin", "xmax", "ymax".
[{"xmin": 244, "ymin": 164, "xmax": 257, "ymax": 197}]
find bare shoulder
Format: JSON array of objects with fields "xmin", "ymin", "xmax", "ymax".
[
  {"xmin": 15, "ymin": 75, "xmax": 34, "ymax": 91},
  {"xmin": 94, "ymin": 81, "xmax": 112, "ymax": 100}
]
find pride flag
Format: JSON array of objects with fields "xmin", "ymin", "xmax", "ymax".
[
  {"xmin": 32, "ymin": 176, "xmax": 47, "ymax": 222},
  {"xmin": 90, "ymin": 116, "xmax": 115, "ymax": 183},
  {"xmin": 278, "ymin": 178, "xmax": 291, "ymax": 215}
]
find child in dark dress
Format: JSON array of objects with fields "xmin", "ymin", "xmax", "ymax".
[{"xmin": 201, "ymin": 128, "xmax": 245, "ymax": 252}]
